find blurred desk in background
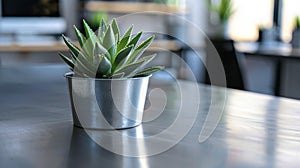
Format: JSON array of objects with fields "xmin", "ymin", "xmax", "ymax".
[
  {"xmin": 235, "ymin": 42, "xmax": 300, "ymax": 97},
  {"xmin": 235, "ymin": 42, "xmax": 300, "ymax": 58}
]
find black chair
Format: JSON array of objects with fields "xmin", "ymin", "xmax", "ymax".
[{"xmin": 205, "ymin": 38, "xmax": 245, "ymax": 90}]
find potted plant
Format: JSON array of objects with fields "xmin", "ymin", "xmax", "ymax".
[
  {"xmin": 207, "ymin": 0, "xmax": 234, "ymax": 38},
  {"xmin": 291, "ymin": 16, "xmax": 300, "ymax": 48},
  {"xmin": 257, "ymin": 26, "xmax": 276, "ymax": 43},
  {"xmin": 59, "ymin": 18, "xmax": 163, "ymax": 129}
]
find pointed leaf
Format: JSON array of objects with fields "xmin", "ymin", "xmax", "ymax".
[
  {"xmin": 127, "ymin": 31, "xmax": 142, "ymax": 47},
  {"xmin": 103, "ymin": 26, "xmax": 116, "ymax": 58},
  {"xmin": 124, "ymin": 54, "xmax": 156, "ymax": 76},
  {"xmin": 69, "ymin": 50, "xmax": 77, "ymax": 61},
  {"xmin": 67, "ymin": 45, "xmax": 93, "ymax": 69},
  {"xmin": 74, "ymin": 25, "xmax": 86, "ymax": 48},
  {"xmin": 115, "ymin": 54, "xmax": 156, "ymax": 77},
  {"xmin": 81, "ymin": 38, "xmax": 94, "ymax": 62},
  {"xmin": 59, "ymin": 53, "xmax": 74, "ymax": 68},
  {"xmin": 83, "ymin": 19, "xmax": 100, "ymax": 45},
  {"xmin": 116, "ymin": 54, "xmax": 156, "ymax": 76},
  {"xmin": 74, "ymin": 59, "xmax": 95, "ymax": 77},
  {"xmin": 94, "ymin": 42, "xmax": 110, "ymax": 60},
  {"xmin": 98, "ymin": 18, "xmax": 107, "ymax": 40},
  {"xmin": 135, "ymin": 54, "xmax": 157, "ymax": 68},
  {"xmin": 68, "ymin": 51, "xmax": 96, "ymax": 77},
  {"xmin": 62, "ymin": 35, "xmax": 81, "ymax": 57},
  {"xmin": 70, "ymin": 51, "xmax": 95, "ymax": 70},
  {"xmin": 114, "ymin": 45, "xmax": 133, "ymax": 68},
  {"xmin": 117, "ymin": 25, "xmax": 133, "ymax": 52},
  {"xmin": 127, "ymin": 35, "xmax": 154, "ymax": 63},
  {"xmin": 111, "ymin": 18, "xmax": 120, "ymax": 41},
  {"xmin": 133, "ymin": 66, "xmax": 164, "ymax": 77},
  {"xmin": 116, "ymin": 61, "xmax": 145, "ymax": 77},
  {"xmin": 97, "ymin": 55, "xmax": 112, "ymax": 76},
  {"xmin": 112, "ymin": 72, "xmax": 125, "ymax": 79}
]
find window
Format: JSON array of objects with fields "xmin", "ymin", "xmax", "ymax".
[
  {"xmin": 228, "ymin": 0, "xmax": 274, "ymax": 41},
  {"xmin": 281, "ymin": 0, "xmax": 300, "ymax": 42},
  {"xmin": 229, "ymin": 0, "xmax": 300, "ymax": 42}
]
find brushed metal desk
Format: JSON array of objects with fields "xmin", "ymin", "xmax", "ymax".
[{"xmin": 0, "ymin": 65, "xmax": 300, "ymax": 168}]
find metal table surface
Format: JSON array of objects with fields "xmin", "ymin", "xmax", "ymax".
[{"xmin": 0, "ymin": 65, "xmax": 300, "ymax": 168}]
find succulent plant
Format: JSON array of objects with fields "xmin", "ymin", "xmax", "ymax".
[
  {"xmin": 295, "ymin": 16, "xmax": 300, "ymax": 29},
  {"xmin": 59, "ymin": 18, "xmax": 164, "ymax": 78},
  {"xmin": 208, "ymin": 0, "xmax": 234, "ymax": 24}
]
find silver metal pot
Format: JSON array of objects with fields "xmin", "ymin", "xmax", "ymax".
[{"xmin": 65, "ymin": 73, "xmax": 150, "ymax": 129}]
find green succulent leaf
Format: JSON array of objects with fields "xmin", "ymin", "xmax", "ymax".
[
  {"xmin": 116, "ymin": 61, "xmax": 145, "ymax": 77},
  {"xmin": 116, "ymin": 54, "xmax": 155, "ymax": 77},
  {"xmin": 102, "ymin": 26, "xmax": 116, "ymax": 58},
  {"xmin": 97, "ymin": 55, "xmax": 112, "ymax": 76},
  {"xmin": 59, "ymin": 53, "xmax": 74, "ymax": 68},
  {"xmin": 70, "ymin": 51, "xmax": 89, "ymax": 65},
  {"xmin": 127, "ymin": 35, "xmax": 154, "ymax": 63},
  {"xmin": 117, "ymin": 25, "xmax": 133, "ymax": 52},
  {"xmin": 69, "ymin": 51, "xmax": 77, "ymax": 62},
  {"xmin": 114, "ymin": 45, "xmax": 133, "ymax": 68},
  {"xmin": 94, "ymin": 42, "xmax": 110, "ymax": 60},
  {"xmin": 82, "ymin": 38, "xmax": 95, "ymax": 62},
  {"xmin": 74, "ymin": 59, "xmax": 95, "ymax": 77},
  {"xmin": 62, "ymin": 35, "xmax": 81, "ymax": 57},
  {"xmin": 83, "ymin": 19, "xmax": 100, "ymax": 45},
  {"xmin": 74, "ymin": 25, "xmax": 86, "ymax": 48},
  {"xmin": 59, "ymin": 19, "xmax": 163, "ymax": 78},
  {"xmin": 68, "ymin": 52, "xmax": 96, "ymax": 77},
  {"xmin": 111, "ymin": 18, "xmax": 120, "ymax": 41},
  {"xmin": 98, "ymin": 18, "xmax": 107, "ymax": 41},
  {"xmin": 135, "ymin": 54, "xmax": 156, "ymax": 68},
  {"xmin": 112, "ymin": 72, "xmax": 125, "ymax": 78},
  {"xmin": 134, "ymin": 66, "xmax": 164, "ymax": 77},
  {"xmin": 127, "ymin": 31, "xmax": 142, "ymax": 47},
  {"xmin": 73, "ymin": 69, "xmax": 90, "ymax": 78}
]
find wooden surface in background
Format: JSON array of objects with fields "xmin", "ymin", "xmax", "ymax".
[
  {"xmin": 0, "ymin": 40, "xmax": 181, "ymax": 52},
  {"xmin": 84, "ymin": 1, "xmax": 186, "ymax": 14}
]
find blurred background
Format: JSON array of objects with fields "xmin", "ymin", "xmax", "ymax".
[{"xmin": 1, "ymin": 0, "xmax": 300, "ymax": 99}]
